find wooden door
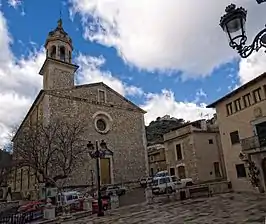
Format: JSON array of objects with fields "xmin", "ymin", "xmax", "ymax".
[
  {"xmin": 262, "ymin": 158, "xmax": 266, "ymax": 187},
  {"xmin": 100, "ymin": 158, "xmax": 111, "ymax": 185}
]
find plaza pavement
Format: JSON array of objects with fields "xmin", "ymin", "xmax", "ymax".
[{"xmin": 64, "ymin": 192, "xmax": 266, "ymax": 224}]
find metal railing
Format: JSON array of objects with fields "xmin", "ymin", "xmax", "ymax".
[
  {"xmin": 0, "ymin": 210, "xmax": 43, "ymax": 224},
  {"xmin": 241, "ymin": 135, "xmax": 266, "ymax": 151}
]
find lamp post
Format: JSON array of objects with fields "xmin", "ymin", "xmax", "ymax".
[
  {"xmin": 87, "ymin": 140, "xmax": 108, "ymax": 217},
  {"xmin": 90, "ymin": 170, "xmax": 94, "ymax": 192},
  {"xmin": 220, "ymin": 3, "xmax": 266, "ymax": 58}
]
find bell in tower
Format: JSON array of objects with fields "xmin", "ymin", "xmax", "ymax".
[
  {"xmin": 45, "ymin": 18, "xmax": 73, "ymax": 63},
  {"xmin": 39, "ymin": 18, "xmax": 78, "ymax": 90}
]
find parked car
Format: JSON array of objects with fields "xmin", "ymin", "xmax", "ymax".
[
  {"xmin": 154, "ymin": 170, "xmax": 169, "ymax": 178},
  {"xmin": 57, "ymin": 191, "xmax": 83, "ymax": 207},
  {"xmin": 174, "ymin": 177, "xmax": 194, "ymax": 189},
  {"xmin": 101, "ymin": 185, "xmax": 126, "ymax": 196},
  {"xmin": 152, "ymin": 176, "xmax": 177, "ymax": 194},
  {"xmin": 92, "ymin": 198, "xmax": 110, "ymax": 213},
  {"xmin": 140, "ymin": 177, "xmax": 153, "ymax": 187},
  {"xmin": 18, "ymin": 201, "xmax": 45, "ymax": 213},
  {"xmin": 116, "ymin": 186, "xmax": 126, "ymax": 196}
]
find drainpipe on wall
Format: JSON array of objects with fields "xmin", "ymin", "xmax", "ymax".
[{"xmin": 215, "ymin": 133, "xmax": 227, "ymax": 180}]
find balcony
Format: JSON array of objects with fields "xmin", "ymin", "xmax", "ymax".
[{"xmin": 241, "ymin": 135, "xmax": 266, "ymax": 152}]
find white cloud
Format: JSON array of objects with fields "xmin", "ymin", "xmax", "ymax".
[
  {"xmin": 7, "ymin": 0, "xmax": 25, "ymax": 16},
  {"xmin": 0, "ymin": 12, "xmax": 143, "ymax": 147},
  {"xmin": 7, "ymin": 0, "xmax": 21, "ymax": 8},
  {"xmin": 75, "ymin": 56, "xmax": 213, "ymax": 125},
  {"xmin": 0, "ymin": 5, "xmax": 217, "ymax": 148},
  {"xmin": 141, "ymin": 90, "xmax": 215, "ymax": 125},
  {"xmin": 238, "ymin": 49, "xmax": 266, "ymax": 85},
  {"xmin": 0, "ymin": 11, "xmax": 44, "ymax": 147},
  {"xmin": 69, "ymin": 0, "xmax": 266, "ymax": 78},
  {"xmin": 75, "ymin": 54, "xmax": 144, "ymax": 96},
  {"xmin": 194, "ymin": 88, "xmax": 207, "ymax": 103}
]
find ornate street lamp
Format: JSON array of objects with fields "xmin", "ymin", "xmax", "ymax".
[
  {"xmin": 257, "ymin": 0, "xmax": 266, "ymax": 4},
  {"xmin": 220, "ymin": 4, "xmax": 266, "ymax": 58},
  {"xmin": 87, "ymin": 140, "xmax": 108, "ymax": 217}
]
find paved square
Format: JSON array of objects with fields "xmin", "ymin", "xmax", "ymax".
[{"xmin": 67, "ymin": 193, "xmax": 266, "ymax": 223}]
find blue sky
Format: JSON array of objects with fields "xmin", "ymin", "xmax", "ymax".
[{"xmin": 0, "ymin": 0, "xmax": 266, "ymax": 146}]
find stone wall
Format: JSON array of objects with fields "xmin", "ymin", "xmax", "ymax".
[
  {"xmin": 46, "ymin": 84, "xmax": 147, "ymax": 187},
  {"xmin": 165, "ymin": 135, "xmax": 199, "ymax": 182},
  {"xmin": 207, "ymin": 181, "xmax": 233, "ymax": 195},
  {"xmin": 151, "ymin": 181, "xmax": 233, "ymax": 203},
  {"xmin": 12, "ymin": 82, "xmax": 147, "ymax": 194}
]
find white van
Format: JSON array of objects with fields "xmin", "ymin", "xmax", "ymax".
[
  {"xmin": 57, "ymin": 191, "xmax": 83, "ymax": 206},
  {"xmin": 152, "ymin": 176, "xmax": 176, "ymax": 194}
]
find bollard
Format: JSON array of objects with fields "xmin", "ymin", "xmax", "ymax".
[
  {"xmin": 145, "ymin": 186, "xmax": 153, "ymax": 204},
  {"xmin": 180, "ymin": 190, "xmax": 186, "ymax": 200},
  {"xmin": 83, "ymin": 196, "xmax": 93, "ymax": 214},
  {"xmin": 43, "ymin": 198, "xmax": 56, "ymax": 220},
  {"xmin": 110, "ymin": 193, "xmax": 119, "ymax": 209}
]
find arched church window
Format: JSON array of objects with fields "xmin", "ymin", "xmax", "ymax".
[
  {"xmin": 69, "ymin": 51, "xmax": 71, "ymax": 63},
  {"xmin": 60, "ymin": 46, "xmax": 66, "ymax": 61},
  {"xmin": 50, "ymin": 45, "xmax": 56, "ymax": 58}
]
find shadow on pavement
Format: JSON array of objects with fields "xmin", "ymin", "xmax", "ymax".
[{"xmin": 119, "ymin": 188, "xmax": 145, "ymax": 207}]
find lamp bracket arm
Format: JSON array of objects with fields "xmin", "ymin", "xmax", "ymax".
[{"xmin": 239, "ymin": 26, "xmax": 266, "ymax": 58}]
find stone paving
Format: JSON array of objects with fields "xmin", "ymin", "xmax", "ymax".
[{"xmin": 65, "ymin": 193, "xmax": 266, "ymax": 224}]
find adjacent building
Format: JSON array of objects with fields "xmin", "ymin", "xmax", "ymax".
[
  {"xmin": 147, "ymin": 144, "xmax": 167, "ymax": 176},
  {"xmin": 164, "ymin": 119, "xmax": 226, "ymax": 183},
  {"xmin": 207, "ymin": 73, "xmax": 266, "ymax": 192},
  {"xmin": 10, "ymin": 19, "xmax": 148, "ymax": 198}
]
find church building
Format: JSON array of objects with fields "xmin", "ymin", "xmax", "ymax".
[{"xmin": 11, "ymin": 19, "xmax": 148, "ymax": 197}]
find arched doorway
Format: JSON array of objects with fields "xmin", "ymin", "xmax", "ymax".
[
  {"xmin": 261, "ymin": 158, "xmax": 266, "ymax": 186},
  {"xmin": 100, "ymin": 149, "xmax": 114, "ymax": 185},
  {"xmin": 50, "ymin": 45, "xmax": 56, "ymax": 58},
  {"xmin": 59, "ymin": 46, "xmax": 66, "ymax": 61}
]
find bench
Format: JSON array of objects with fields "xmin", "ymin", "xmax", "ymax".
[{"xmin": 189, "ymin": 186, "xmax": 211, "ymax": 198}]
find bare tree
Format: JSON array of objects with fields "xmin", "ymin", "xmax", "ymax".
[
  {"xmin": 13, "ymin": 119, "xmax": 87, "ymax": 188},
  {"xmin": 0, "ymin": 150, "xmax": 12, "ymax": 187}
]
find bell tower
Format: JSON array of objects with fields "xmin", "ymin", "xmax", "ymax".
[{"xmin": 39, "ymin": 18, "xmax": 79, "ymax": 90}]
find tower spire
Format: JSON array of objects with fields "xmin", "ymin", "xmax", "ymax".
[{"xmin": 57, "ymin": 9, "xmax": 62, "ymax": 28}]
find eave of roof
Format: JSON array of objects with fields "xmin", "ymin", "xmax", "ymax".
[
  {"xmin": 12, "ymin": 82, "xmax": 146, "ymax": 142},
  {"xmin": 170, "ymin": 119, "xmax": 204, "ymax": 132},
  {"xmin": 207, "ymin": 72, "xmax": 266, "ymax": 108},
  {"xmin": 75, "ymin": 82, "xmax": 146, "ymax": 114}
]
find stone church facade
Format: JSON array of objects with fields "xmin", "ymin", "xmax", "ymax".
[{"xmin": 11, "ymin": 19, "xmax": 148, "ymax": 196}]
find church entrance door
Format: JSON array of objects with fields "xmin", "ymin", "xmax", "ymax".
[{"xmin": 100, "ymin": 158, "xmax": 111, "ymax": 185}]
